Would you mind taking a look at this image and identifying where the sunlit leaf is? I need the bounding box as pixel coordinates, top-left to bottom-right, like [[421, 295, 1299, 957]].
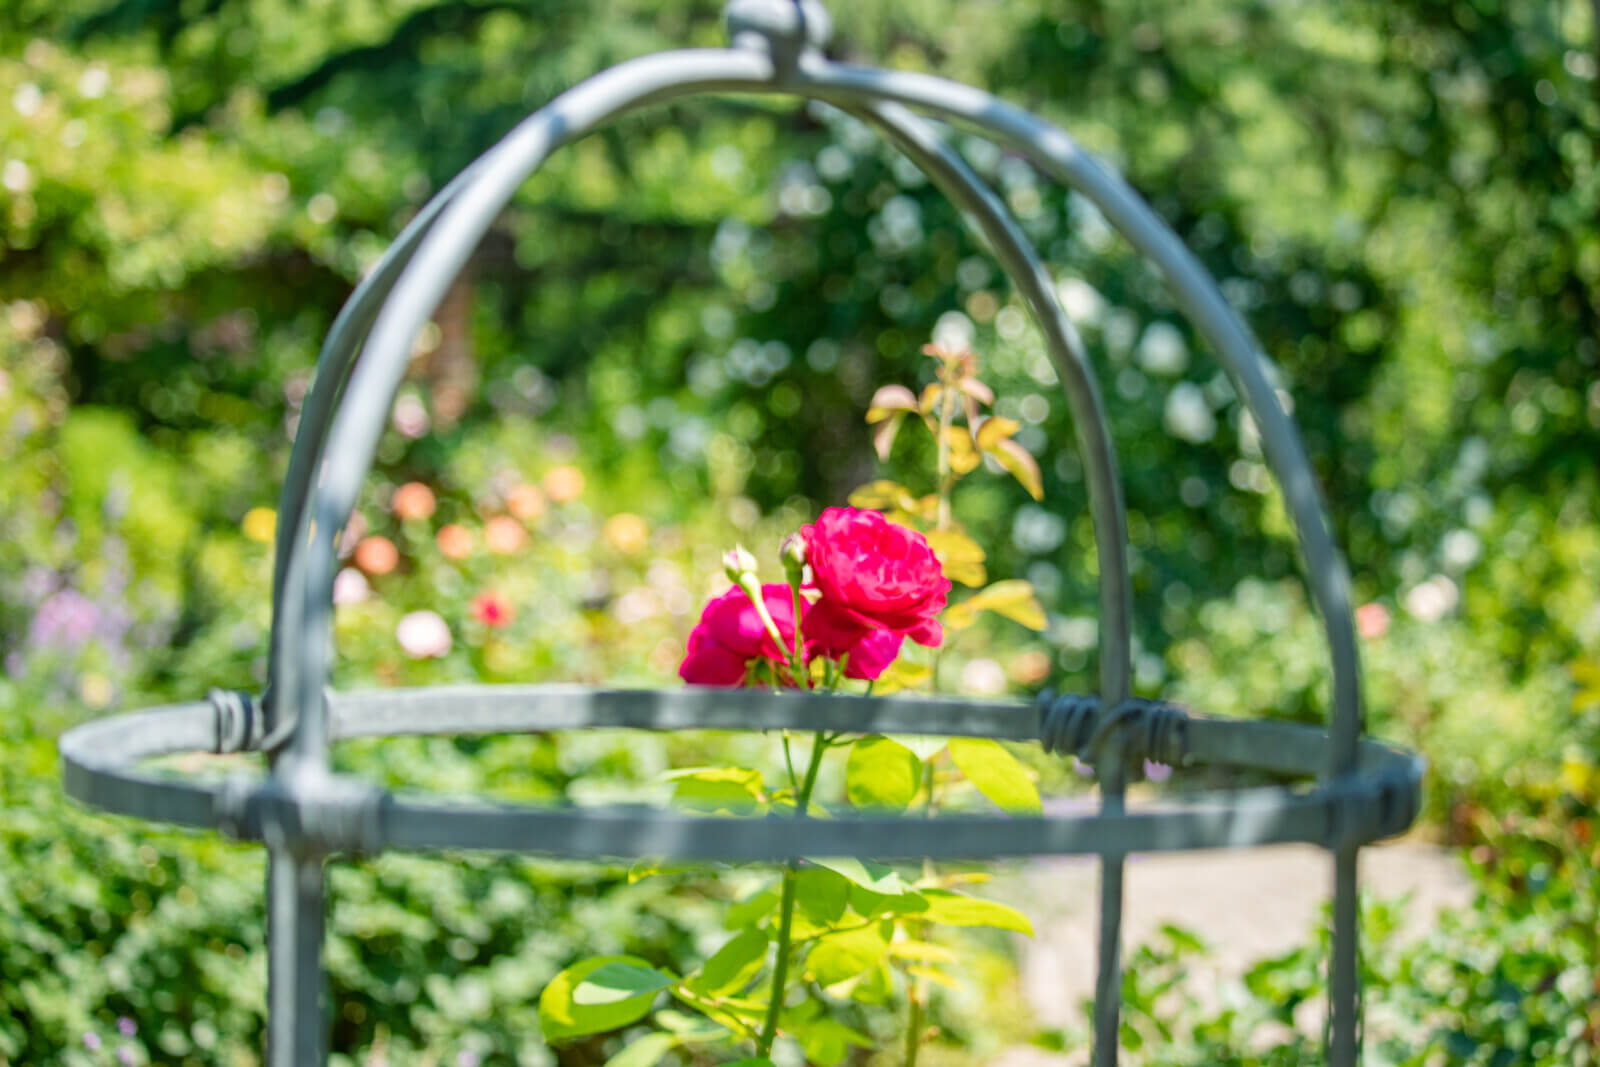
[[993, 437, 1044, 500], [845, 735, 922, 810], [919, 888, 1034, 934], [848, 479, 915, 511], [888, 940, 957, 963], [944, 579, 1047, 632], [920, 382, 944, 415], [808, 857, 910, 895], [975, 415, 1020, 451], [540, 955, 674, 1040], [872, 413, 907, 461], [724, 888, 780, 929], [924, 529, 986, 587], [945, 425, 981, 474], [602, 1032, 677, 1067], [958, 377, 995, 405], [866, 385, 919, 421], [691, 926, 770, 996], [806, 924, 891, 986], [870, 659, 932, 695], [794, 866, 851, 926], [663, 766, 764, 813], [947, 737, 1042, 815], [906, 964, 963, 990]]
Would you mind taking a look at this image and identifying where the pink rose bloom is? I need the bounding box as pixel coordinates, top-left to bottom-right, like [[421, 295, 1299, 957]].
[[801, 507, 950, 648], [679, 584, 800, 686], [396, 610, 451, 659], [802, 598, 903, 680]]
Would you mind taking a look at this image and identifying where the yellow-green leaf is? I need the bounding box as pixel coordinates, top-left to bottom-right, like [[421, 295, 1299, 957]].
[[946, 579, 1047, 632], [540, 955, 673, 1040], [806, 924, 891, 986], [663, 766, 765, 813], [808, 857, 910, 895], [993, 437, 1044, 500], [845, 735, 922, 810], [944, 425, 981, 474], [906, 964, 963, 990], [871, 658, 932, 695], [975, 415, 1020, 451], [848, 480, 915, 511], [603, 1032, 677, 1067], [887, 940, 957, 963], [924, 528, 986, 588], [691, 927, 770, 996], [919, 888, 1034, 935], [947, 737, 1042, 815]]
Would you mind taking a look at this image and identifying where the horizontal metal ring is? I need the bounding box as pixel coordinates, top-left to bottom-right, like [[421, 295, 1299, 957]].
[[58, 685, 1422, 861]]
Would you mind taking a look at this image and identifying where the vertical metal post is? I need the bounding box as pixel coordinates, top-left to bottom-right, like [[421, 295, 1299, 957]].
[[267, 841, 327, 1067], [1092, 752, 1128, 1067], [1328, 846, 1361, 1066]]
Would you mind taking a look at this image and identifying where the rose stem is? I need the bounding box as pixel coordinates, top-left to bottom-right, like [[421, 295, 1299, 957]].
[[905, 751, 939, 1067], [757, 732, 829, 1057]]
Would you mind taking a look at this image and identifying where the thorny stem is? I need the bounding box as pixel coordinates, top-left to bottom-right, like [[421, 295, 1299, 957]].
[[757, 734, 829, 1057]]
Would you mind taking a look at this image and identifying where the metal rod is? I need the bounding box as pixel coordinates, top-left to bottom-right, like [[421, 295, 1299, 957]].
[[266, 844, 326, 1067]]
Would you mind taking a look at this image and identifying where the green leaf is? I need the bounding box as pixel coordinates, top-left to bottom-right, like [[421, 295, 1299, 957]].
[[948, 737, 1042, 814], [806, 924, 891, 986], [602, 1032, 677, 1067], [574, 962, 677, 1005], [663, 766, 765, 813], [724, 888, 780, 929], [654, 1010, 729, 1043], [845, 735, 922, 811], [723, 1060, 778, 1067], [850, 885, 928, 920], [807, 857, 910, 895], [540, 955, 674, 1041], [919, 888, 1034, 935], [690, 927, 769, 996], [890, 734, 949, 761], [795, 867, 850, 926]]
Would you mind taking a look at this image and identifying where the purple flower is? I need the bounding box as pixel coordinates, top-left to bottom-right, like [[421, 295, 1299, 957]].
[[30, 589, 99, 649], [83, 1033, 102, 1051], [1072, 757, 1096, 778], [117, 1046, 135, 1066], [117, 1017, 136, 1038], [457, 1053, 481, 1067], [1143, 759, 1172, 784]]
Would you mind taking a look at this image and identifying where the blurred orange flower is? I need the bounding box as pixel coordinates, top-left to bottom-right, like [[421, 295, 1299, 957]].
[[391, 481, 436, 521], [436, 523, 473, 560], [603, 513, 650, 554], [353, 535, 400, 576], [484, 515, 527, 555], [543, 465, 585, 503], [507, 483, 547, 521]]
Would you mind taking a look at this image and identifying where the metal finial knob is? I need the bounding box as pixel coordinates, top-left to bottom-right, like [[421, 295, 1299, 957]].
[[725, 0, 831, 61]]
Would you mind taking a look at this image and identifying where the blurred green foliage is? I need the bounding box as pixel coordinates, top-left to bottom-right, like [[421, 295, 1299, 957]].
[[1, 0, 1598, 1062]]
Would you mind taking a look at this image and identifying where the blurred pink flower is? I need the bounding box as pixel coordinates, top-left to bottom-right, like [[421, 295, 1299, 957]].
[[396, 611, 451, 658], [332, 568, 370, 606], [1356, 602, 1390, 640], [472, 591, 514, 628], [436, 523, 473, 560], [484, 516, 527, 555]]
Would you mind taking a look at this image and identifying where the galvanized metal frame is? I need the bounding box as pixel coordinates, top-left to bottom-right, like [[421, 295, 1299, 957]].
[[58, 3, 1416, 1063]]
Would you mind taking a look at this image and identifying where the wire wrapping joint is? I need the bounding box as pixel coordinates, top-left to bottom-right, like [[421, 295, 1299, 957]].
[[1037, 690, 1190, 779], [209, 688, 263, 754]]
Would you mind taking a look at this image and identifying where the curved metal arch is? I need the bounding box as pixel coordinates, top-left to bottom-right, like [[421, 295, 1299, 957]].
[[268, 48, 1141, 763]]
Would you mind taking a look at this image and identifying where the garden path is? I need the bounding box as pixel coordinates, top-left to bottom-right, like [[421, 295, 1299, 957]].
[[989, 839, 1472, 1063]]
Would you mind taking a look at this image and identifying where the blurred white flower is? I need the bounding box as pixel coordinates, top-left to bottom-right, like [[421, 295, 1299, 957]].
[[1138, 321, 1189, 375], [332, 568, 370, 606], [1403, 575, 1459, 623], [960, 658, 1008, 697], [396, 610, 451, 658], [1163, 382, 1216, 443]]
